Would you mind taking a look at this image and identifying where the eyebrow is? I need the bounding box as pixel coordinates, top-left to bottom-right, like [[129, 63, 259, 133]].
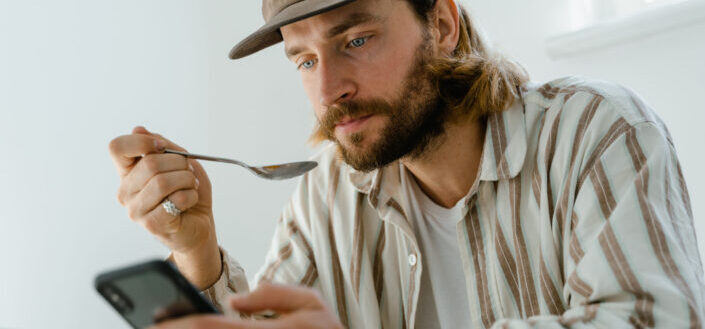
[[285, 12, 385, 59]]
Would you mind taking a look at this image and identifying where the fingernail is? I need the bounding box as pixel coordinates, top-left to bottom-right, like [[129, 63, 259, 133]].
[[189, 163, 195, 172], [154, 139, 166, 151], [195, 178, 200, 188]]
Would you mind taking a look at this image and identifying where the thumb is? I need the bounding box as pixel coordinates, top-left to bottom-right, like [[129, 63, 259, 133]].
[[132, 125, 151, 135], [131, 126, 188, 153], [229, 282, 320, 314]]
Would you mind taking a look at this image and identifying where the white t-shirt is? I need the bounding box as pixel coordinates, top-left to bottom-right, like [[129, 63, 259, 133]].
[[400, 168, 472, 328]]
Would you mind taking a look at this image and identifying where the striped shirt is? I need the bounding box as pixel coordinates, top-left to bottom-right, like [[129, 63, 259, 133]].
[[204, 76, 705, 328]]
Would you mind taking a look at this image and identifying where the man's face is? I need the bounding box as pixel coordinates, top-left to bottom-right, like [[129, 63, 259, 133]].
[[281, 0, 446, 171]]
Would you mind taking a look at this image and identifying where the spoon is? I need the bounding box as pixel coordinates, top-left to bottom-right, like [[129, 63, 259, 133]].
[[164, 149, 318, 180]]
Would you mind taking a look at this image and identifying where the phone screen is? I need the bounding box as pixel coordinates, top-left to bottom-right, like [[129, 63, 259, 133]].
[[96, 261, 218, 328]]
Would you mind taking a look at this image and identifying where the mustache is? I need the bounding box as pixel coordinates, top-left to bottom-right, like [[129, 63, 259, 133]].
[[318, 99, 395, 138]]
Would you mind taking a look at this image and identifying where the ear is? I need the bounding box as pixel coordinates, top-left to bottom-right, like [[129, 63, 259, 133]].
[[431, 0, 460, 56]]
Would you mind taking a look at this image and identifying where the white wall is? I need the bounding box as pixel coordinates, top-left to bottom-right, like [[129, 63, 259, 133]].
[[0, 1, 212, 328], [1, 0, 703, 328]]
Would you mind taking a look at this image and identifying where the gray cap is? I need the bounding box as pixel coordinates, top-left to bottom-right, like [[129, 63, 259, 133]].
[[229, 0, 357, 60]]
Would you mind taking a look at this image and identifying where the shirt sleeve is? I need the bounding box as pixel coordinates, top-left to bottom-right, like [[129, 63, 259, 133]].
[[199, 247, 250, 318], [493, 121, 704, 328], [251, 175, 319, 288]]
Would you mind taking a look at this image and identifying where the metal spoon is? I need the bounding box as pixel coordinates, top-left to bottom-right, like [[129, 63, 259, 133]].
[[164, 149, 317, 180]]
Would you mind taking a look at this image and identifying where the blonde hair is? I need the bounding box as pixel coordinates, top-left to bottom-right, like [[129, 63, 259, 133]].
[[426, 5, 529, 121]]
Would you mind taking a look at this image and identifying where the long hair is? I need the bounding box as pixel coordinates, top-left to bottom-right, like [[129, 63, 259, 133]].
[[411, 0, 529, 121]]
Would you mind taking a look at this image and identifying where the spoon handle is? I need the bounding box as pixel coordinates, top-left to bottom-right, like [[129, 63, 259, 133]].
[[163, 149, 248, 168]]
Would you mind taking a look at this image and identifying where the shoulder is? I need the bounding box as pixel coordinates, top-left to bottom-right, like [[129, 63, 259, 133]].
[[521, 76, 674, 175], [524, 76, 672, 145], [524, 76, 663, 128]]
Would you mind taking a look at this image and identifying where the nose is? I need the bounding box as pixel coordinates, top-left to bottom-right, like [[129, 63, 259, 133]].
[[317, 56, 357, 107]]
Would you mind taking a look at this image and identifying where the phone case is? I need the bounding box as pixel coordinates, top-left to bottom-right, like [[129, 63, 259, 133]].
[[95, 259, 219, 328]]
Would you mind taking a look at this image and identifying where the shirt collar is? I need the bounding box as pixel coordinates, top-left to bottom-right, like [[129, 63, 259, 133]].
[[479, 95, 528, 181], [349, 94, 528, 200]]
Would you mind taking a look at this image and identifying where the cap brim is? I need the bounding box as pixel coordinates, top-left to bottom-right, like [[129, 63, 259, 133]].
[[229, 0, 357, 60]]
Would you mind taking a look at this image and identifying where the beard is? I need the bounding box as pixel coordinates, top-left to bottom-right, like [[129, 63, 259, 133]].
[[310, 37, 451, 172]]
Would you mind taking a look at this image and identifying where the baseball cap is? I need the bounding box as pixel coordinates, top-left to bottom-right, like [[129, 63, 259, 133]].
[[229, 0, 357, 60]]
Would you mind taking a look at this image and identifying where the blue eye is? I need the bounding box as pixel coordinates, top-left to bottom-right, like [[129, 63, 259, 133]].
[[299, 59, 316, 70], [349, 37, 368, 48]]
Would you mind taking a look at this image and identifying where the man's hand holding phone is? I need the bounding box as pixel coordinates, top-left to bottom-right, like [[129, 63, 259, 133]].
[[108, 126, 221, 290], [107, 128, 343, 328], [150, 283, 343, 329]]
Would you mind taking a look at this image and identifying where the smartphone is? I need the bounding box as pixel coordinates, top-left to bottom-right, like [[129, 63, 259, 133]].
[[95, 259, 220, 328]]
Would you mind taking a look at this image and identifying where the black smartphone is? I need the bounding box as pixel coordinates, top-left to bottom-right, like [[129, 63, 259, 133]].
[[95, 259, 220, 328]]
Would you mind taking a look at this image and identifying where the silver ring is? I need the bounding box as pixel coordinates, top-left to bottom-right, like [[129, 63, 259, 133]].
[[162, 199, 182, 216]]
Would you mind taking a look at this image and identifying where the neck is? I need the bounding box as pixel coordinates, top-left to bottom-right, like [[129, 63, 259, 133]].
[[401, 117, 486, 208]]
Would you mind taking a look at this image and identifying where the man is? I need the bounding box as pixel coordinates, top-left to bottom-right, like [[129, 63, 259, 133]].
[[108, 0, 705, 328]]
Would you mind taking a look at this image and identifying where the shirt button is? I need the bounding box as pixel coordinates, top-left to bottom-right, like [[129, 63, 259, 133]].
[[408, 253, 417, 266]]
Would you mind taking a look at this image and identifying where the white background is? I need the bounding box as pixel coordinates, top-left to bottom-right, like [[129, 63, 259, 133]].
[[1, 0, 703, 328]]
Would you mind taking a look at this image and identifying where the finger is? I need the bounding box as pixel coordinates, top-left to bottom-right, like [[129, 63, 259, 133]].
[[137, 189, 197, 236], [152, 316, 293, 329], [149, 315, 246, 329], [129, 170, 197, 221], [129, 128, 205, 187], [138, 189, 199, 234], [145, 129, 188, 153], [130, 127, 202, 175], [164, 189, 199, 216], [133, 125, 150, 135], [196, 312, 336, 329], [229, 283, 321, 314], [249, 312, 337, 329], [120, 153, 191, 197], [108, 134, 168, 176]]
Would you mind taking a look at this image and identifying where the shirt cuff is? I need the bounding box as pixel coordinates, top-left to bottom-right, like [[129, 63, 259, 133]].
[[200, 247, 250, 318]]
